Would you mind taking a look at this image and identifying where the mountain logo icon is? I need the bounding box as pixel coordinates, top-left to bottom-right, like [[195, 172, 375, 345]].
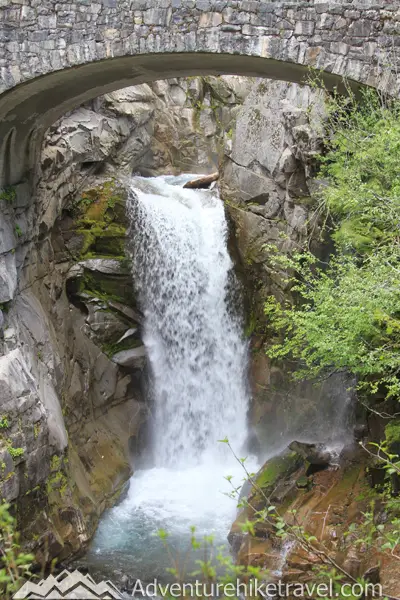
[[13, 569, 123, 599]]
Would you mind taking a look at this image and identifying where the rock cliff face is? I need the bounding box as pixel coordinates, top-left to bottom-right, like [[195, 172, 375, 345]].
[[0, 75, 246, 563], [221, 79, 354, 452]]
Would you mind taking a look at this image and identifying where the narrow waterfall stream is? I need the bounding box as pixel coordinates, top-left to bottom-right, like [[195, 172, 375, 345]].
[[85, 175, 255, 583]]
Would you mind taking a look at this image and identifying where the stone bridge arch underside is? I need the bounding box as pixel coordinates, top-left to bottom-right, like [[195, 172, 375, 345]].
[[0, 0, 399, 188]]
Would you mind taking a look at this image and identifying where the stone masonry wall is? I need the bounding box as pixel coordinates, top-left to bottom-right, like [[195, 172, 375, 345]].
[[1, 0, 399, 94], [1, 0, 398, 188]]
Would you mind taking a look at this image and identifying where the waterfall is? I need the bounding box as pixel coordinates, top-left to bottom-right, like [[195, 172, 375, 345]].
[[86, 175, 254, 583], [127, 175, 249, 468]]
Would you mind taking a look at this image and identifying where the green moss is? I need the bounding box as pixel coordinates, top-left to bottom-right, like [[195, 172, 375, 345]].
[[46, 455, 69, 500], [3, 471, 15, 482], [50, 455, 61, 471], [25, 485, 40, 496], [334, 465, 361, 495], [70, 180, 128, 260], [256, 451, 302, 492], [46, 471, 67, 498], [74, 180, 126, 221], [33, 423, 40, 439], [74, 223, 127, 259], [244, 312, 257, 338], [80, 269, 135, 305], [89, 226, 126, 257]]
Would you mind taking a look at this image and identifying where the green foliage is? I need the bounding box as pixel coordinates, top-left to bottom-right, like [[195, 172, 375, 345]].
[[265, 250, 400, 401], [368, 440, 400, 480], [385, 419, 400, 447], [0, 417, 9, 430], [0, 502, 34, 599], [264, 88, 400, 407], [318, 88, 400, 252], [158, 525, 266, 595], [0, 187, 16, 204], [14, 224, 22, 238], [8, 447, 24, 460], [345, 499, 400, 557]]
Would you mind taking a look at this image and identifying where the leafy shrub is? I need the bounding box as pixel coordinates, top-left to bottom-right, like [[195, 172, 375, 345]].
[[265, 88, 400, 406], [0, 503, 33, 599]]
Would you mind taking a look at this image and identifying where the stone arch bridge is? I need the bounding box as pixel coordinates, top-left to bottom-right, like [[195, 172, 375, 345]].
[[0, 0, 399, 188]]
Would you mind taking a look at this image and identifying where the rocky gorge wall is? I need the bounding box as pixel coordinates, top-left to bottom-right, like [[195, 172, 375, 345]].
[[0, 75, 247, 563], [221, 78, 355, 453], [220, 79, 400, 596]]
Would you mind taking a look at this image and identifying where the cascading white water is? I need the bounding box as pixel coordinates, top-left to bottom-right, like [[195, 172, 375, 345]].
[[86, 175, 254, 582], [128, 175, 249, 467]]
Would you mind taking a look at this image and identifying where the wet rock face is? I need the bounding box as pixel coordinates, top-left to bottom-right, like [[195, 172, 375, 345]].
[[288, 442, 333, 468], [221, 80, 326, 370]]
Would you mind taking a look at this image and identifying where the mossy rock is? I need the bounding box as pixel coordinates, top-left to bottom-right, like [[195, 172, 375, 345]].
[[255, 450, 303, 497], [76, 180, 128, 226], [71, 180, 129, 260], [74, 223, 127, 259], [91, 227, 126, 257], [80, 269, 135, 306], [102, 333, 142, 359], [296, 474, 311, 490]]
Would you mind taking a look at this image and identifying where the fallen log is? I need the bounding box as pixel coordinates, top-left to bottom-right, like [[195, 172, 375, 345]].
[[183, 172, 219, 189]]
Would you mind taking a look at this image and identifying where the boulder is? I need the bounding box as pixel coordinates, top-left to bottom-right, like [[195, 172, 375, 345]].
[[79, 258, 128, 276], [111, 346, 146, 369], [288, 441, 332, 467]]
